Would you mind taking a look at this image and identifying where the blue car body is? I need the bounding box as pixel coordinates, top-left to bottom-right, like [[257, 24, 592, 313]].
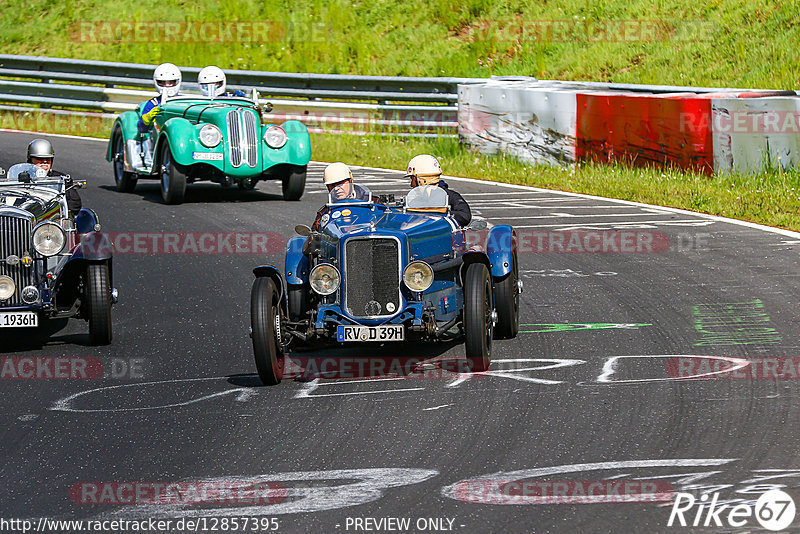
[[254, 188, 517, 344]]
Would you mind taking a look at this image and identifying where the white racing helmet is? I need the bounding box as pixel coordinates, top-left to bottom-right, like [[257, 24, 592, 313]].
[[405, 154, 442, 186], [323, 162, 353, 185], [153, 62, 182, 97], [198, 66, 226, 98]]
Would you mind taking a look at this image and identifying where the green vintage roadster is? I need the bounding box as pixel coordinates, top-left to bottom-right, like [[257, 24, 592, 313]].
[[106, 90, 310, 204]]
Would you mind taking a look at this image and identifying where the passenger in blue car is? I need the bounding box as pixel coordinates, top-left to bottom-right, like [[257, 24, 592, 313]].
[[405, 154, 471, 227], [197, 66, 246, 98]]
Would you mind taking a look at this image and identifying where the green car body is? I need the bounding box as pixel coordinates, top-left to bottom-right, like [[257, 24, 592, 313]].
[[106, 95, 311, 204]]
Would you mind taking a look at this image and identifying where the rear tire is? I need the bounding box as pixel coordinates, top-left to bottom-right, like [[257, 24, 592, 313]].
[[493, 250, 520, 339], [282, 165, 306, 201], [112, 130, 138, 193], [251, 277, 284, 385], [87, 263, 112, 346], [159, 142, 187, 205], [463, 262, 493, 372]]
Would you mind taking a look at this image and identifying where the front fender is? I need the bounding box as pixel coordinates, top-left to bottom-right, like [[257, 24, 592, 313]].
[[74, 208, 100, 235], [285, 236, 309, 285], [155, 117, 201, 168], [486, 225, 517, 278], [53, 254, 113, 308], [261, 120, 312, 170], [253, 265, 288, 317], [78, 232, 114, 261], [106, 111, 140, 162]]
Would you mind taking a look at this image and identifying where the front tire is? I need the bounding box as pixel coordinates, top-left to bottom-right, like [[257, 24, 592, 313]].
[[251, 277, 284, 385], [493, 250, 520, 339], [87, 263, 112, 346], [463, 262, 493, 372], [112, 130, 138, 193], [281, 165, 306, 201], [159, 142, 187, 205]]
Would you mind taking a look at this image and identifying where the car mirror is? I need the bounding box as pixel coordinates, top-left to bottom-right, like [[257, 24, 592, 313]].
[[295, 224, 312, 236], [0, 167, 5, 177], [466, 220, 488, 230], [18, 171, 31, 183]]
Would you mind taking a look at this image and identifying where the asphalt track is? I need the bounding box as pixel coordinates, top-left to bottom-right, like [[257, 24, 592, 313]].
[[1, 130, 800, 533]]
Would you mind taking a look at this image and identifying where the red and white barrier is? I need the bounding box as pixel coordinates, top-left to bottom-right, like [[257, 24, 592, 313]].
[[458, 80, 799, 174]]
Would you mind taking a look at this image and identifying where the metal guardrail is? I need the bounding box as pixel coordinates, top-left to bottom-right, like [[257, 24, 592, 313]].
[[1, 55, 794, 137], [0, 55, 487, 136]]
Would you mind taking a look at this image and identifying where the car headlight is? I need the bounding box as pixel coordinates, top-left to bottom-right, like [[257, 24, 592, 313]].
[[0, 276, 15, 300], [263, 125, 287, 149], [403, 261, 434, 292], [198, 124, 222, 148], [32, 222, 66, 257], [309, 263, 340, 296]]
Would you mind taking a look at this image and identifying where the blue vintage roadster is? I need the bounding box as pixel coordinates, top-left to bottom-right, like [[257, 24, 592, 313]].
[[249, 184, 520, 385]]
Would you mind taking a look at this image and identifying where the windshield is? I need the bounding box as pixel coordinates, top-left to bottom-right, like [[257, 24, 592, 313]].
[[4, 163, 48, 182], [405, 185, 449, 210], [327, 183, 372, 205]]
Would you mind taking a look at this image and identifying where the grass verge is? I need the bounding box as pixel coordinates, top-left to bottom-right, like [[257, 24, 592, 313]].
[[3, 110, 798, 232]]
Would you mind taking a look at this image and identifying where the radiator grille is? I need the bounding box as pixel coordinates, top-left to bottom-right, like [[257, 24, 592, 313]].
[[226, 109, 259, 168], [0, 215, 34, 307], [344, 238, 400, 318]]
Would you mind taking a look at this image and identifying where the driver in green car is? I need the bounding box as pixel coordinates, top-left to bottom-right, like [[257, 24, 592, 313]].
[[197, 66, 246, 98], [133, 63, 183, 169]]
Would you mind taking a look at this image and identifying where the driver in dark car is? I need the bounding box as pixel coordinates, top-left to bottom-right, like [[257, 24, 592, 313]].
[[27, 138, 82, 217]]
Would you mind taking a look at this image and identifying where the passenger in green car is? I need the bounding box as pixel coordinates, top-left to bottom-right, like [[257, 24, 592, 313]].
[[197, 66, 246, 98]]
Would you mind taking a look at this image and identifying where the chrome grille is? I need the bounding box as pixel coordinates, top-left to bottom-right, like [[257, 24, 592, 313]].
[[0, 215, 34, 307], [226, 109, 259, 168], [344, 238, 400, 318]]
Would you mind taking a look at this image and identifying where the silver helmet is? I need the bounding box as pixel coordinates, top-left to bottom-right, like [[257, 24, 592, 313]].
[[27, 138, 55, 162]]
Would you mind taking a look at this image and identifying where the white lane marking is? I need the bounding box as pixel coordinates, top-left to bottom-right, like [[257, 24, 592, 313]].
[[595, 355, 750, 384], [423, 404, 454, 411], [441, 459, 739, 504], [468, 204, 668, 209], [495, 212, 678, 220], [0, 128, 106, 142], [327, 161, 800, 239], [294, 377, 424, 399], [50, 377, 255, 413], [447, 359, 586, 388], [95, 468, 440, 518], [17, 414, 38, 421], [513, 219, 715, 229]]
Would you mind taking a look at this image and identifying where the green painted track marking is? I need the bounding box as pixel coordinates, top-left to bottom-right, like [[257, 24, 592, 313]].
[[520, 323, 652, 333]]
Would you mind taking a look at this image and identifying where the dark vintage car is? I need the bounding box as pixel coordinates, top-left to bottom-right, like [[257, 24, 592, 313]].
[[106, 89, 311, 204], [0, 164, 116, 344], [249, 184, 521, 385]]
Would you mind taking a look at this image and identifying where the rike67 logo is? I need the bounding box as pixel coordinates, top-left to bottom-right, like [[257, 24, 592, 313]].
[[668, 489, 796, 530]]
